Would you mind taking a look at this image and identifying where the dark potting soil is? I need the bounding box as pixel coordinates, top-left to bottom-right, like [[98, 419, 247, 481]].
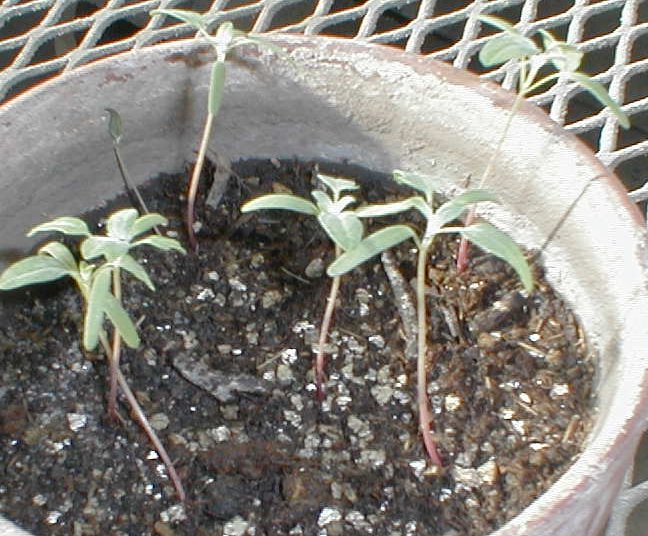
[[0, 159, 594, 536]]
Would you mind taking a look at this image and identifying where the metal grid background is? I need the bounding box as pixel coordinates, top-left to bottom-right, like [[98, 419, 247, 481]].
[[1, 1, 648, 535], [1, 0, 648, 201]]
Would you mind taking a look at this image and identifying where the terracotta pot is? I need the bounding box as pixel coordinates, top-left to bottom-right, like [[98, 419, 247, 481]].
[[1, 35, 647, 536]]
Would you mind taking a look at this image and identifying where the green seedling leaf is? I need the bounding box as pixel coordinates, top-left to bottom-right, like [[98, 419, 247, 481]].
[[311, 190, 334, 213], [393, 170, 441, 199], [105, 107, 122, 144], [0, 254, 71, 290], [318, 212, 364, 251], [231, 32, 289, 59], [39, 242, 77, 272], [538, 30, 582, 72], [83, 267, 111, 350], [436, 189, 498, 226], [107, 208, 139, 241], [81, 236, 130, 261], [130, 213, 168, 238], [327, 225, 419, 277], [132, 235, 186, 253], [478, 15, 540, 67], [459, 222, 533, 293], [103, 293, 140, 349], [209, 61, 226, 116], [78, 261, 95, 287], [564, 72, 630, 129], [28, 216, 90, 237], [355, 197, 433, 221], [213, 21, 234, 57], [331, 195, 357, 213], [242, 194, 319, 216], [478, 14, 520, 34], [318, 174, 359, 197], [479, 34, 540, 67], [150, 8, 207, 30], [115, 254, 155, 291]]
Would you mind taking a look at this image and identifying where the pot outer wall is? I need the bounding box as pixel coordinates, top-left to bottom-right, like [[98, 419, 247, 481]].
[[1, 36, 648, 536]]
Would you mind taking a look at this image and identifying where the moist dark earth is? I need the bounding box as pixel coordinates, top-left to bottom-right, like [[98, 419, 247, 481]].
[[0, 159, 594, 536]]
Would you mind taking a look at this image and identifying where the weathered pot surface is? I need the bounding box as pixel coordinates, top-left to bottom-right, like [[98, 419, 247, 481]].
[[1, 35, 647, 536]]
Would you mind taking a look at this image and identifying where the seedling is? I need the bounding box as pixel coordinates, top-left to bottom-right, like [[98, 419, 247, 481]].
[[150, 8, 284, 252], [0, 209, 187, 500], [105, 107, 156, 228], [327, 170, 533, 465], [242, 173, 364, 399], [455, 14, 630, 272]]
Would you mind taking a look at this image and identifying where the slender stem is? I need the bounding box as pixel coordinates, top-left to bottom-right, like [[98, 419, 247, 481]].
[[456, 90, 525, 273], [315, 245, 342, 401], [107, 269, 122, 420], [186, 112, 215, 252], [416, 242, 443, 466], [114, 366, 186, 503], [112, 145, 161, 235], [97, 285, 186, 502]]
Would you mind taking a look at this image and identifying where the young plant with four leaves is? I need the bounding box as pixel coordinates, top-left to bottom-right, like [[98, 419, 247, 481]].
[[326, 170, 534, 465], [0, 208, 187, 500], [455, 14, 630, 272], [150, 8, 284, 252], [241, 173, 364, 399]]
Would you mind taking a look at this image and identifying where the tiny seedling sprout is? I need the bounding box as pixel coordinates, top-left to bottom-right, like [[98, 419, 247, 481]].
[[150, 8, 285, 252], [455, 14, 630, 273], [327, 170, 533, 465], [0, 209, 187, 500], [242, 172, 364, 399]]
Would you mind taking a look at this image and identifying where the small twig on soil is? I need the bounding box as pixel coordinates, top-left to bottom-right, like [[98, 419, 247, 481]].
[[381, 250, 417, 360]]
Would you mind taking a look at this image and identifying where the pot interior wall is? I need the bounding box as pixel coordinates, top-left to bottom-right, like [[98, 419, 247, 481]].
[[1, 36, 647, 536]]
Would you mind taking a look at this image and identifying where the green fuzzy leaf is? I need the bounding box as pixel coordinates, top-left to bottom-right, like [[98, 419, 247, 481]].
[[241, 194, 319, 216], [317, 173, 359, 198], [538, 30, 583, 72], [209, 61, 226, 116], [459, 222, 533, 293], [311, 190, 334, 213], [331, 195, 357, 213], [232, 32, 288, 58], [28, 216, 90, 237], [131, 235, 186, 254], [107, 208, 139, 241], [115, 254, 154, 291], [436, 189, 499, 226], [83, 267, 111, 350], [38, 242, 78, 272], [479, 34, 540, 67], [478, 15, 540, 67], [355, 197, 432, 221], [81, 236, 130, 261], [103, 293, 140, 349], [130, 213, 168, 238], [318, 212, 364, 251], [105, 107, 122, 144], [392, 170, 441, 199], [0, 255, 71, 290], [478, 14, 520, 34], [564, 72, 630, 129], [327, 225, 418, 277], [150, 8, 207, 30]]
